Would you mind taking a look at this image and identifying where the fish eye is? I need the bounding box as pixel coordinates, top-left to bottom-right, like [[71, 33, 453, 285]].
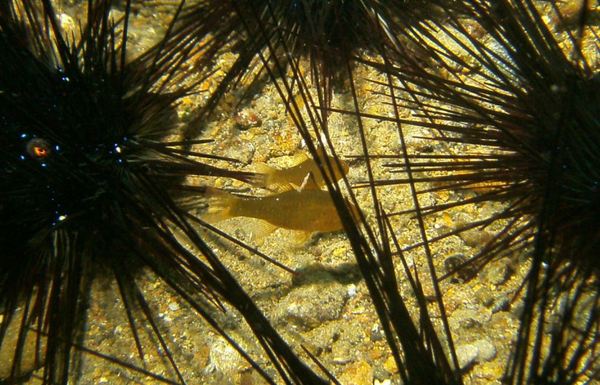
[[26, 138, 52, 160]]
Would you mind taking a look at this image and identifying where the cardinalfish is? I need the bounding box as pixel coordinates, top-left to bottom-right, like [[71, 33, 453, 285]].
[[204, 188, 349, 232], [251, 147, 349, 192], [203, 149, 356, 241]]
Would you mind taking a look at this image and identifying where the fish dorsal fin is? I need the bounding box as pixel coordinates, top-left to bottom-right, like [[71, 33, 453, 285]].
[[290, 151, 310, 165]]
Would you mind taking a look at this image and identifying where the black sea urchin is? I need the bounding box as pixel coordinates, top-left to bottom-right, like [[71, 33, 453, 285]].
[[0, 1, 329, 384], [353, 0, 599, 383], [167, 0, 450, 127], [0, 1, 210, 382]]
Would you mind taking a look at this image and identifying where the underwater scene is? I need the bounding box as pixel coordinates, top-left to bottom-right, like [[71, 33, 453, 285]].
[[1, 0, 599, 384]]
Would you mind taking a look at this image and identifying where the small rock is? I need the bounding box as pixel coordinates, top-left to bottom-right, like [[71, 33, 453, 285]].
[[475, 339, 497, 362], [492, 297, 510, 313], [460, 229, 493, 248], [275, 272, 347, 330], [474, 286, 494, 307], [472, 286, 509, 313], [370, 323, 384, 342], [456, 339, 497, 369], [456, 344, 479, 369], [330, 320, 369, 361], [234, 108, 262, 130], [206, 338, 247, 374], [511, 302, 525, 319], [444, 254, 476, 282], [383, 355, 398, 374], [303, 320, 342, 355], [215, 136, 256, 164], [444, 253, 465, 274], [339, 361, 373, 385], [482, 258, 514, 286], [375, 380, 392, 385], [347, 284, 358, 297], [449, 308, 491, 331]]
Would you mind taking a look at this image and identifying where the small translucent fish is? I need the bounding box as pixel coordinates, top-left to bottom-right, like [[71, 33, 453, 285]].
[[203, 186, 356, 238], [252, 148, 349, 192]]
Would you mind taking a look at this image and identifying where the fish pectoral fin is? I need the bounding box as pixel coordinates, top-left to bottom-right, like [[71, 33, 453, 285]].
[[291, 171, 320, 192], [285, 172, 313, 192], [290, 183, 303, 192], [248, 220, 278, 245], [289, 230, 314, 246], [297, 172, 312, 191]]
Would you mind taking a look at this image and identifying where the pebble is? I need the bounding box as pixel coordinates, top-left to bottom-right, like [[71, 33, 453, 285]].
[[449, 308, 491, 331], [492, 296, 510, 313], [370, 323, 385, 342], [234, 108, 262, 130], [460, 229, 494, 248], [511, 302, 525, 319], [347, 284, 358, 297], [383, 355, 398, 374], [217, 136, 256, 164], [205, 338, 247, 374], [444, 253, 465, 272], [59, 13, 76, 33], [474, 286, 495, 307], [302, 320, 342, 355], [330, 320, 369, 361], [444, 253, 476, 281], [274, 272, 348, 330], [482, 258, 514, 285], [338, 361, 373, 385], [473, 286, 510, 313], [456, 339, 497, 369], [456, 344, 478, 369]]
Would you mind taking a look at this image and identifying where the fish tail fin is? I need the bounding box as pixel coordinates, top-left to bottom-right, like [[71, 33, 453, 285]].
[[202, 187, 238, 223], [245, 171, 269, 188], [235, 171, 266, 187]]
